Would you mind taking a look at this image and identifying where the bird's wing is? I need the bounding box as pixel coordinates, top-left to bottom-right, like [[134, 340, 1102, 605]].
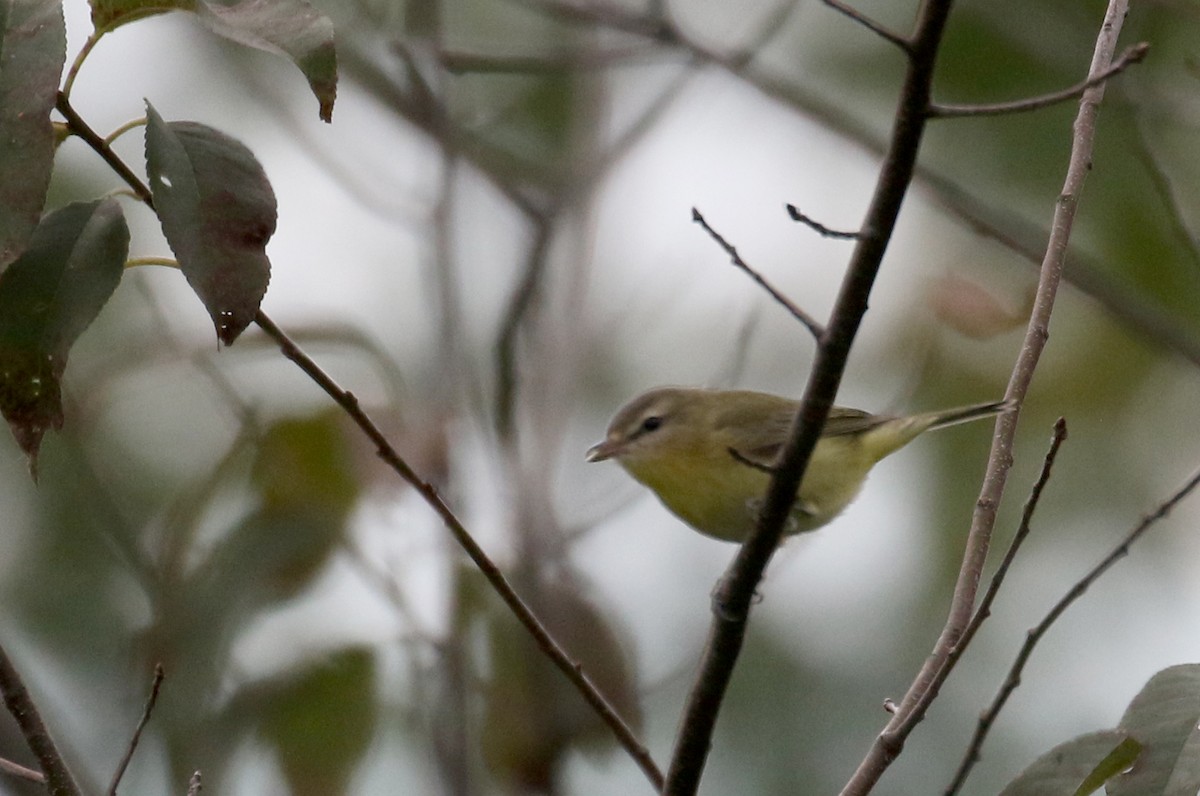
[[723, 405, 884, 470]]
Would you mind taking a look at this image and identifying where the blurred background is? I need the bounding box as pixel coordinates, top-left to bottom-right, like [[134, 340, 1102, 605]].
[[4, 0, 1200, 793]]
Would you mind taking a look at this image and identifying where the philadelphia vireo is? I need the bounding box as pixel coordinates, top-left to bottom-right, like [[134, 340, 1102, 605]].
[[586, 387, 1008, 543]]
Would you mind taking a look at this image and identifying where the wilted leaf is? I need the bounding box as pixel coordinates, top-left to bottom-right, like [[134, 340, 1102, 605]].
[[144, 102, 274, 345], [258, 648, 377, 796], [0, 0, 67, 271], [0, 199, 128, 474], [90, 0, 335, 121], [999, 730, 1140, 796], [1109, 663, 1200, 796], [926, 272, 1031, 339]]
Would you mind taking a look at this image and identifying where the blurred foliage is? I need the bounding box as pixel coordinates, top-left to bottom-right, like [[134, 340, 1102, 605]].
[[2, 0, 1200, 794]]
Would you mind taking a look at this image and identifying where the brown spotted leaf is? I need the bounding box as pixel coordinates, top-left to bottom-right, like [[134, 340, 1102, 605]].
[[144, 102, 274, 345], [0, 198, 128, 475]]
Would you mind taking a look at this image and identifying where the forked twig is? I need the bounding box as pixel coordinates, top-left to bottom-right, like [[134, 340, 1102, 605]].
[[945, 462, 1200, 795], [692, 208, 825, 340]]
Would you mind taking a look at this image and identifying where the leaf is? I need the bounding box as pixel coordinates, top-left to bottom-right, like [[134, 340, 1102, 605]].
[[0, 199, 129, 475], [144, 102, 275, 345], [0, 0, 67, 271], [194, 0, 336, 123], [90, 0, 336, 121], [258, 648, 377, 796], [1109, 663, 1200, 796], [998, 730, 1140, 796]]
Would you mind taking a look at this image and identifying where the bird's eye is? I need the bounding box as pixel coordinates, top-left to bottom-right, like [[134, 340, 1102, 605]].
[[640, 416, 663, 433]]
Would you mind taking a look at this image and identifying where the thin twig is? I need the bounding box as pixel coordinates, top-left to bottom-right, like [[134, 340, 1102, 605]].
[[786, 204, 862, 240], [885, 416, 1068, 760], [928, 42, 1148, 118], [665, 2, 955, 791], [56, 93, 154, 206], [841, 4, 1131, 793], [692, 208, 825, 340], [0, 644, 83, 796], [936, 417, 1067, 794], [108, 663, 166, 796], [186, 771, 202, 795], [0, 756, 45, 784], [820, 0, 911, 50], [946, 462, 1200, 796], [252, 311, 664, 790]]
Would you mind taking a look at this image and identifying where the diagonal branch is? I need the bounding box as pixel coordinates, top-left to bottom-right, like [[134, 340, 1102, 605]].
[[108, 663, 166, 795], [841, 2, 1133, 793], [928, 42, 1148, 118], [0, 643, 83, 796], [820, 0, 911, 51], [252, 312, 664, 789], [945, 461, 1200, 796], [692, 208, 825, 340], [664, 2, 956, 792]]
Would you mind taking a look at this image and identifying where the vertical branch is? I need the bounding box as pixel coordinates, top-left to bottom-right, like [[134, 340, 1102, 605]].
[[840, 2, 1131, 793], [664, 2, 957, 792], [0, 644, 83, 796]]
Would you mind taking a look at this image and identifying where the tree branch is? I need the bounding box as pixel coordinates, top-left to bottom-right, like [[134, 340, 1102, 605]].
[[840, 3, 1132, 793], [108, 663, 165, 795], [0, 756, 45, 784], [0, 643, 83, 796], [664, 2, 956, 791], [785, 204, 862, 240], [252, 312, 663, 790], [692, 208, 825, 340], [945, 461, 1200, 796], [928, 42, 1148, 118], [820, 0, 911, 51]]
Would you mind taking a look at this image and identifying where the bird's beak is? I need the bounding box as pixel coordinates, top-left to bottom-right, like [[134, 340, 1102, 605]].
[[585, 439, 621, 462]]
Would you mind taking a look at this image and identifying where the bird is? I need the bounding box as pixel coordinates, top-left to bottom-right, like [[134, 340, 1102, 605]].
[[586, 387, 1008, 543]]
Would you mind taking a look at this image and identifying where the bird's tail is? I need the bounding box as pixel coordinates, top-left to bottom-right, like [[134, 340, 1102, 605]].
[[919, 399, 1014, 433]]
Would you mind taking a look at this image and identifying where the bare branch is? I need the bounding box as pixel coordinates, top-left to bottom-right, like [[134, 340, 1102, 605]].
[[252, 311, 663, 790], [841, 3, 1133, 793], [0, 644, 83, 796], [665, 1, 957, 790], [186, 771, 202, 796], [928, 42, 1148, 119], [786, 204, 862, 240], [109, 663, 166, 795], [692, 208, 825, 340], [820, 0, 911, 51], [0, 756, 45, 784], [940, 417, 1068, 794], [946, 460, 1200, 796]]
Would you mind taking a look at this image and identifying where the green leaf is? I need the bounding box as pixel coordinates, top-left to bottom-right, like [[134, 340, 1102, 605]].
[[195, 0, 336, 123], [258, 648, 377, 796], [1109, 663, 1200, 796], [144, 102, 274, 345], [998, 730, 1140, 796], [0, 198, 128, 474], [0, 0, 67, 271], [91, 0, 336, 121]]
